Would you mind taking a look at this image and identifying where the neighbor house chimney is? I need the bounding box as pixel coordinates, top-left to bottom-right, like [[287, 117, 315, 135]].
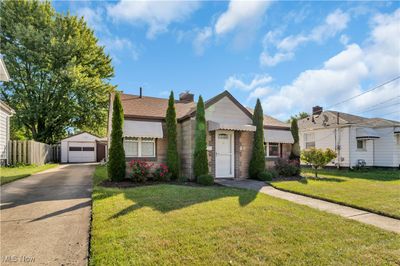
[[312, 106, 323, 115], [139, 87, 143, 98], [179, 91, 194, 102]]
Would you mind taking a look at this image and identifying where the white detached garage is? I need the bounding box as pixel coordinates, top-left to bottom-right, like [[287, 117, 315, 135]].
[[61, 132, 106, 163]]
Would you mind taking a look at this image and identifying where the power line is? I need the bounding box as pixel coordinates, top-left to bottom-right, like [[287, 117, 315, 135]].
[[326, 76, 400, 109], [361, 101, 400, 113], [359, 96, 400, 112]]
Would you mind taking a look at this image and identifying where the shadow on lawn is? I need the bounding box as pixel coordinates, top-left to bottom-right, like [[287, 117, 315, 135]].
[[93, 185, 259, 220], [305, 177, 346, 183]]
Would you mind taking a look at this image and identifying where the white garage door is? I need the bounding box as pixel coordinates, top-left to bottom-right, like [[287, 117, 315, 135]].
[[68, 142, 96, 163]]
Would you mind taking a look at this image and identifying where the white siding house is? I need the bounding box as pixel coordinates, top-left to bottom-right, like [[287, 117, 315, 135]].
[[0, 58, 14, 165], [298, 108, 400, 168]]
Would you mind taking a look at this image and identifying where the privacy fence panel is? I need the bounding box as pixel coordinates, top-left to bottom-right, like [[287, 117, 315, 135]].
[[8, 140, 60, 165]]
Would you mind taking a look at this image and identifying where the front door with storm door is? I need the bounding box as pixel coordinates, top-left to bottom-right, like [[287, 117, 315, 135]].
[[215, 130, 234, 178]]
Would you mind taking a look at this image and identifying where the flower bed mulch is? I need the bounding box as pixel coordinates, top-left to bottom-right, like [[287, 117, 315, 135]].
[[99, 179, 222, 189]]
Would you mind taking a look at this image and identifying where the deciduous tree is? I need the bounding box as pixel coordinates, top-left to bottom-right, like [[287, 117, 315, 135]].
[[0, 0, 114, 143], [301, 148, 336, 178]]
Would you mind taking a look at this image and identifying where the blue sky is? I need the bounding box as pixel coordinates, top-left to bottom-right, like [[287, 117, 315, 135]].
[[54, 1, 400, 121]]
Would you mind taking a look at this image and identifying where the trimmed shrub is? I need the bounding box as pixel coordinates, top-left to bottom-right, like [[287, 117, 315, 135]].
[[249, 99, 265, 178], [193, 96, 209, 178], [258, 170, 278, 181], [274, 159, 300, 177], [289, 118, 300, 160], [129, 160, 152, 182], [108, 93, 126, 181], [301, 148, 337, 178], [165, 91, 180, 180], [197, 174, 214, 186], [153, 163, 171, 181]]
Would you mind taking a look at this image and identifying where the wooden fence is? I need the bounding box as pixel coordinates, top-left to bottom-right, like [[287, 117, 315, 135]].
[[8, 140, 60, 165]]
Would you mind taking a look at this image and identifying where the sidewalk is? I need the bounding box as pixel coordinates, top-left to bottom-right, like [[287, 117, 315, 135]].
[[216, 179, 400, 234]]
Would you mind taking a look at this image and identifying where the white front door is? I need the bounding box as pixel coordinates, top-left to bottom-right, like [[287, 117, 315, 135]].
[[215, 130, 234, 178]]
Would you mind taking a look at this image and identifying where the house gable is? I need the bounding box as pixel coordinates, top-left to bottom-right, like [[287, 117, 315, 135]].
[[61, 132, 100, 142], [205, 93, 252, 125]]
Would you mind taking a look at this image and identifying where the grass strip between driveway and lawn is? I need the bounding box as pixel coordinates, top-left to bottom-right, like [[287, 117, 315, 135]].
[[271, 168, 400, 219], [0, 164, 58, 185], [90, 165, 400, 265]]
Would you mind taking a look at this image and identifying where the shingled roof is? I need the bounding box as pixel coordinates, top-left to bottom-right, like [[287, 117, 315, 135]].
[[246, 107, 290, 129], [120, 92, 289, 128], [121, 93, 195, 120], [298, 110, 400, 129]]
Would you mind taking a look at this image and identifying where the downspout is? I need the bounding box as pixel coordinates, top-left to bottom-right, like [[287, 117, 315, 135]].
[[336, 112, 340, 169], [348, 126, 352, 169]]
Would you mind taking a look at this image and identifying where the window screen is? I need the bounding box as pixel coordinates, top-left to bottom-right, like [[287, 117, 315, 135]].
[[69, 147, 82, 151], [83, 147, 95, 151], [141, 142, 155, 157]]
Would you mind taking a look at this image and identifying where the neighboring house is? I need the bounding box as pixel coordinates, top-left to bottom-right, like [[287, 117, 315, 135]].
[[108, 90, 293, 179], [298, 106, 400, 168], [61, 132, 107, 163], [0, 58, 14, 165]]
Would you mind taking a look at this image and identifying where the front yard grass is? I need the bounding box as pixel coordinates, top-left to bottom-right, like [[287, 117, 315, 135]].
[[0, 164, 58, 185], [90, 166, 400, 265], [271, 168, 400, 218]]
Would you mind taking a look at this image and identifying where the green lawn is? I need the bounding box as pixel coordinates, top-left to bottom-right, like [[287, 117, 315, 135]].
[[0, 164, 58, 185], [90, 166, 400, 265], [271, 168, 400, 218]]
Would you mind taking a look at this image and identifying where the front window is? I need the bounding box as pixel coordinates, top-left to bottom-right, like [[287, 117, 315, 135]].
[[124, 137, 155, 157], [304, 133, 315, 148], [266, 142, 280, 157], [357, 140, 366, 150]]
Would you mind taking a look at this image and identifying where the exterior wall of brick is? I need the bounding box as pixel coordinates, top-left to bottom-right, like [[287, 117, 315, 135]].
[[180, 118, 195, 180], [238, 131, 253, 179], [265, 143, 293, 169], [207, 131, 215, 178]]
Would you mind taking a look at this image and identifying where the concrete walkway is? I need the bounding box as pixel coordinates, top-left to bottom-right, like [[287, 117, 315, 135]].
[[216, 179, 400, 233], [1, 164, 95, 265]]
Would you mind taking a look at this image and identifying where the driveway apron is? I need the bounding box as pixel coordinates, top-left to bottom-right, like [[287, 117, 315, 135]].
[[1, 164, 95, 265]]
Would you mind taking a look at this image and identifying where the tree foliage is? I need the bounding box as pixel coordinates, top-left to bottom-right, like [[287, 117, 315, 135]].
[[0, 0, 114, 143], [287, 112, 309, 123], [108, 93, 126, 181], [290, 118, 300, 159], [301, 148, 337, 178], [193, 96, 208, 178], [249, 99, 265, 179], [165, 91, 180, 180]]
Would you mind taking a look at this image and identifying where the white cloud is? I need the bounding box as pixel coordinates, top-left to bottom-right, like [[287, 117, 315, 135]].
[[259, 51, 293, 67], [340, 34, 349, 45], [224, 74, 272, 92], [215, 0, 271, 35], [100, 37, 141, 61], [77, 7, 107, 33], [193, 27, 213, 55], [107, 0, 200, 39], [249, 9, 400, 120], [364, 9, 400, 80], [260, 9, 350, 67], [248, 87, 270, 101]]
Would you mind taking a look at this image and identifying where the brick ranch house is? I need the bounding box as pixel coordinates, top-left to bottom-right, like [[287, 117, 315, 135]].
[[107, 90, 294, 179]]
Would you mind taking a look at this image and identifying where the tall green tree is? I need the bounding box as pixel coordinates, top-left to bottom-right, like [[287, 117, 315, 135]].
[[287, 112, 309, 123], [290, 118, 300, 159], [0, 0, 114, 144], [193, 96, 208, 178], [165, 91, 180, 179], [108, 93, 126, 181], [249, 99, 265, 179]]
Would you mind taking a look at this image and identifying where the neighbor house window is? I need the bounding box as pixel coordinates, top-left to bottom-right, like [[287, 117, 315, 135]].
[[304, 133, 315, 148], [357, 140, 366, 150], [124, 137, 155, 157], [266, 142, 280, 157]]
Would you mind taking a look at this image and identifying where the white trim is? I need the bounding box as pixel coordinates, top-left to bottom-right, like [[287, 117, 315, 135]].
[[124, 137, 156, 158], [266, 142, 280, 158], [215, 130, 234, 178]]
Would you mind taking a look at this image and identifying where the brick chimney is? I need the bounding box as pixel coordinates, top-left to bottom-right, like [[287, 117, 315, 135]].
[[312, 106, 323, 115], [179, 92, 194, 102]]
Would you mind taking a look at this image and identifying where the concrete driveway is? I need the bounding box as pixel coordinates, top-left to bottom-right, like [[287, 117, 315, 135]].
[[1, 164, 95, 265]]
